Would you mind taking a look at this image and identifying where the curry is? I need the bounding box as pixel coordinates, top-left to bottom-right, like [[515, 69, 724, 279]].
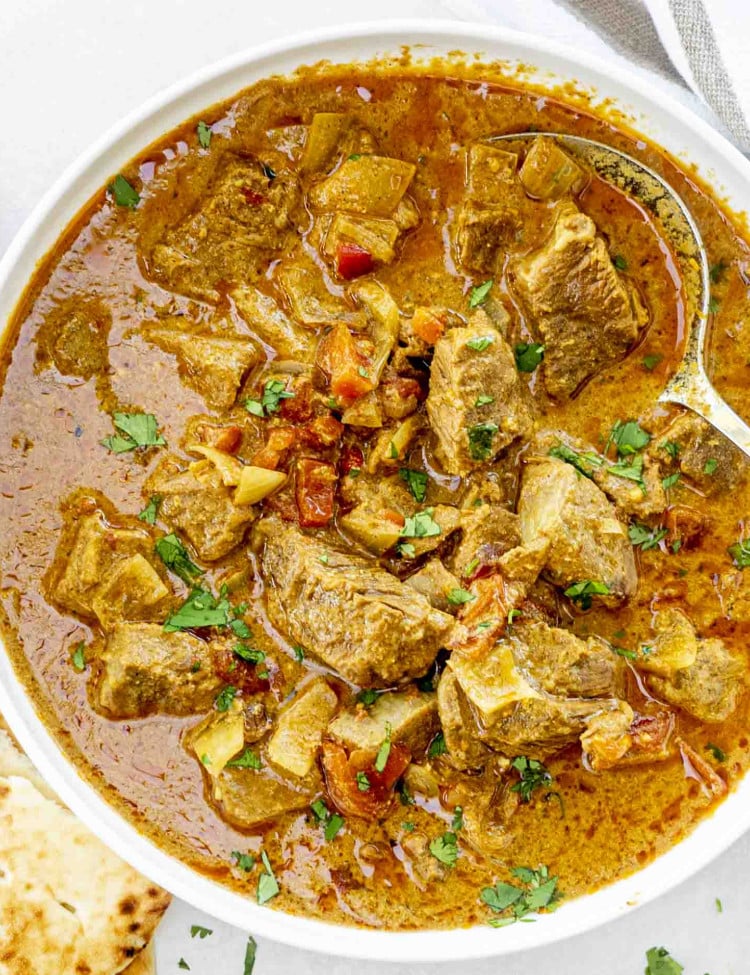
[[2, 59, 750, 932]]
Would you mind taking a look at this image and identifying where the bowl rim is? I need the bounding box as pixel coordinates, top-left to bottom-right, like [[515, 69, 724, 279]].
[[2, 17, 750, 962]]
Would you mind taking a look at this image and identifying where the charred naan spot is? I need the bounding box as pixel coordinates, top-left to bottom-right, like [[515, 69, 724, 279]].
[[118, 895, 137, 916]]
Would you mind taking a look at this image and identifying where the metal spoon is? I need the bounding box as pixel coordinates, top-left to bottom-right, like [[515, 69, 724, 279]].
[[491, 132, 750, 458]]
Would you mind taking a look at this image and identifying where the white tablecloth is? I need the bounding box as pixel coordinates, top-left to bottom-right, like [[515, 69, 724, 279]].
[[2, 1, 749, 971]]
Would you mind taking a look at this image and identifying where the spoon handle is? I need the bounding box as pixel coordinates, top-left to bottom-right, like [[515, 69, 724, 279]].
[[660, 379, 750, 459]]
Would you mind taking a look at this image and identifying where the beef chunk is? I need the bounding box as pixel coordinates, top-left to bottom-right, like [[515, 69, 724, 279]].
[[142, 324, 259, 411], [518, 458, 637, 601], [512, 201, 646, 399], [48, 504, 163, 619], [449, 504, 521, 577], [426, 314, 533, 475], [90, 554, 172, 630], [211, 766, 314, 830], [145, 455, 257, 561], [511, 620, 623, 699], [96, 623, 224, 717], [640, 608, 744, 722], [232, 286, 315, 361], [436, 668, 492, 770], [405, 560, 462, 613], [259, 519, 454, 687], [266, 678, 339, 778], [656, 412, 746, 496], [149, 154, 301, 301], [454, 145, 525, 272], [581, 703, 674, 771], [328, 689, 438, 757], [35, 298, 111, 381]]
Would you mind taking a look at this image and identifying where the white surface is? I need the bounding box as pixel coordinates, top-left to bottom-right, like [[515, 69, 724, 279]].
[[2, 2, 750, 972]]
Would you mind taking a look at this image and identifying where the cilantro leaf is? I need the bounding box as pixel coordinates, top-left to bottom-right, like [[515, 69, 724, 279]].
[[109, 174, 140, 209], [244, 936, 258, 975], [399, 467, 428, 503], [178, 960, 190, 970], [474, 394, 496, 407], [451, 805, 464, 832], [101, 412, 165, 453], [549, 442, 603, 479], [356, 688, 380, 707], [704, 458, 718, 475], [71, 642, 86, 672], [612, 254, 628, 271], [138, 494, 161, 525], [705, 742, 726, 762], [466, 335, 495, 352], [234, 644, 264, 664], [608, 419, 650, 457], [190, 924, 213, 939], [374, 722, 392, 773], [429, 830, 459, 867], [510, 756, 552, 802], [196, 120, 212, 148], [644, 947, 683, 975], [514, 342, 545, 373], [447, 587, 476, 606], [214, 685, 237, 712], [257, 851, 280, 905], [628, 522, 668, 551], [661, 440, 680, 460], [729, 538, 750, 568], [662, 472, 681, 490], [262, 379, 294, 414], [227, 747, 262, 769], [468, 279, 493, 308], [163, 587, 231, 632], [155, 533, 203, 585], [231, 850, 255, 871], [643, 354, 663, 371], [428, 731, 447, 758], [355, 771, 371, 791], [564, 579, 610, 610], [400, 508, 441, 539], [468, 422, 499, 461], [482, 865, 560, 925]]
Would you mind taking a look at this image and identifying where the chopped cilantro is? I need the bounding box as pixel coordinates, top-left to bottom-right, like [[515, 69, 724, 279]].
[[234, 643, 264, 665], [243, 936, 257, 975], [709, 296, 721, 314], [612, 254, 628, 270], [549, 442, 603, 479], [468, 279, 493, 308], [468, 422, 499, 461], [374, 722, 392, 773], [101, 412, 165, 453], [729, 538, 750, 568], [564, 579, 610, 610], [644, 947, 683, 975], [227, 747, 262, 769], [400, 508, 441, 539], [109, 174, 140, 209], [474, 394, 495, 407], [357, 365, 369, 378], [661, 440, 681, 460], [396, 540, 416, 558], [482, 865, 560, 925], [662, 472, 681, 490], [643, 354, 663, 371], [510, 756, 552, 802], [178, 960, 190, 970], [355, 771, 371, 791], [613, 645, 638, 660], [138, 495, 161, 524], [397, 779, 415, 806], [318, 552, 330, 565], [429, 830, 459, 867], [709, 260, 728, 284], [447, 587, 476, 606], [704, 458, 718, 475], [514, 342, 545, 373], [245, 399, 264, 417], [292, 644, 305, 662], [402, 821, 416, 832], [163, 587, 230, 632], [257, 851, 280, 905], [706, 742, 726, 762], [507, 608, 522, 626], [214, 685, 237, 712], [310, 799, 344, 840], [155, 533, 203, 585], [451, 806, 464, 832], [196, 120, 212, 148], [428, 731, 447, 758], [466, 335, 495, 352], [231, 850, 255, 871], [190, 924, 213, 939], [356, 688, 379, 707], [387, 441, 399, 459], [715, 896, 723, 912], [628, 522, 668, 551], [262, 379, 294, 414], [399, 467, 428, 503], [71, 641, 86, 672], [608, 419, 650, 457]]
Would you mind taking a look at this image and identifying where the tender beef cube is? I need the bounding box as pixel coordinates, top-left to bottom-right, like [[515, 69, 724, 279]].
[[454, 145, 524, 272], [328, 689, 438, 757], [96, 623, 224, 717], [426, 314, 533, 475], [449, 504, 521, 577], [406, 560, 462, 613], [232, 285, 314, 361], [455, 770, 519, 859], [211, 766, 314, 830], [496, 540, 549, 589], [436, 668, 492, 770], [36, 299, 111, 380], [266, 678, 339, 778], [145, 455, 257, 561], [90, 554, 172, 630], [640, 608, 744, 722], [511, 620, 623, 699], [48, 506, 160, 618], [512, 201, 646, 399], [259, 519, 455, 687], [481, 696, 606, 758], [656, 412, 746, 495], [149, 154, 301, 301], [518, 458, 637, 600], [518, 137, 586, 200], [142, 325, 259, 411], [581, 703, 674, 771]]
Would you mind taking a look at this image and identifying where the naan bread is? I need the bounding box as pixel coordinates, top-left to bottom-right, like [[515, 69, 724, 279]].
[[0, 725, 169, 975]]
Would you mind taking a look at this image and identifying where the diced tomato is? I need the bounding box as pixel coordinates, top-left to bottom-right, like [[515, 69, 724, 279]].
[[411, 307, 447, 345], [316, 324, 375, 402], [296, 458, 337, 528], [210, 425, 243, 454], [211, 644, 270, 695], [299, 415, 344, 450], [336, 242, 374, 280], [382, 508, 406, 528], [241, 187, 265, 205], [279, 380, 314, 423], [251, 426, 296, 470], [264, 484, 299, 522], [339, 444, 364, 475], [321, 740, 411, 818]]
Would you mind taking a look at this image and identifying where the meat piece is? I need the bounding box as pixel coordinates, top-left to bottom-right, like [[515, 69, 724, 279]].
[[511, 620, 623, 699], [656, 412, 746, 495], [640, 608, 745, 722], [96, 623, 224, 718], [212, 766, 313, 830], [426, 314, 533, 475], [259, 519, 455, 687], [405, 560, 462, 613], [149, 154, 301, 301], [47, 504, 161, 619], [436, 668, 492, 770], [328, 689, 438, 757], [232, 286, 314, 361], [142, 325, 259, 411], [512, 201, 646, 399], [518, 458, 637, 601], [581, 704, 674, 771], [145, 456, 257, 561], [449, 504, 521, 577], [455, 770, 519, 858], [90, 554, 172, 631], [35, 298, 111, 381], [266, 678, 339, 778]]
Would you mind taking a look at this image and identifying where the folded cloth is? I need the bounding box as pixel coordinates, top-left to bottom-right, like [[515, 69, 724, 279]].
[[443, 0, 750, 152]]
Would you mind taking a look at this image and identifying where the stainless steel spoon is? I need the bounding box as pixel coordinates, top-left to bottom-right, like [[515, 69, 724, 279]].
[[491, 132, 750, 458]]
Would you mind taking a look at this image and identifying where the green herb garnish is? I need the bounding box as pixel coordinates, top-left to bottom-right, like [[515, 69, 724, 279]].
[[447, 588, 476, 606], [163, 587, 230, 632], [257, 851, 280, 905], [510, 756, 552, 802], [355, 771, 371, 791], [466, 335, 495, 352], [399, 467, 428, 503], [101, 412, 166, 453], [468, 422, 499, 461], [468, 279, 493, 308], [71, 642, 86, 672], [196, 121, 212, 148], [400, 508, 441, 539], [429, 831, 459, 867], [564, 579, 611, 610], [190, 925, 213, 939], [428, 732, 447, 758], [109, 174, 140, 209], [138, 495, 161, 524], [227, 748, 262, 769], [628, 522, 668, 551], [481, 865, 560, 926], [514, 342, 545, 373], [644, 947, 683, 975], [155, 533, 203, 585]]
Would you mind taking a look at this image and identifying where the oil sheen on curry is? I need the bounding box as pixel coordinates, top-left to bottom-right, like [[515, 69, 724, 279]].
[[2, 60, 750, 931]]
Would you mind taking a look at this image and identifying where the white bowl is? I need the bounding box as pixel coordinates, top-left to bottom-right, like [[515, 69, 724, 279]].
[[1, 19, 749, 963]]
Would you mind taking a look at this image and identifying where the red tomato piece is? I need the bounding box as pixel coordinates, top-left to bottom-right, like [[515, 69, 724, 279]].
[[336, 242, 374, 280], [316, 324, 375, 402], [296, 458, 337, 528]]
